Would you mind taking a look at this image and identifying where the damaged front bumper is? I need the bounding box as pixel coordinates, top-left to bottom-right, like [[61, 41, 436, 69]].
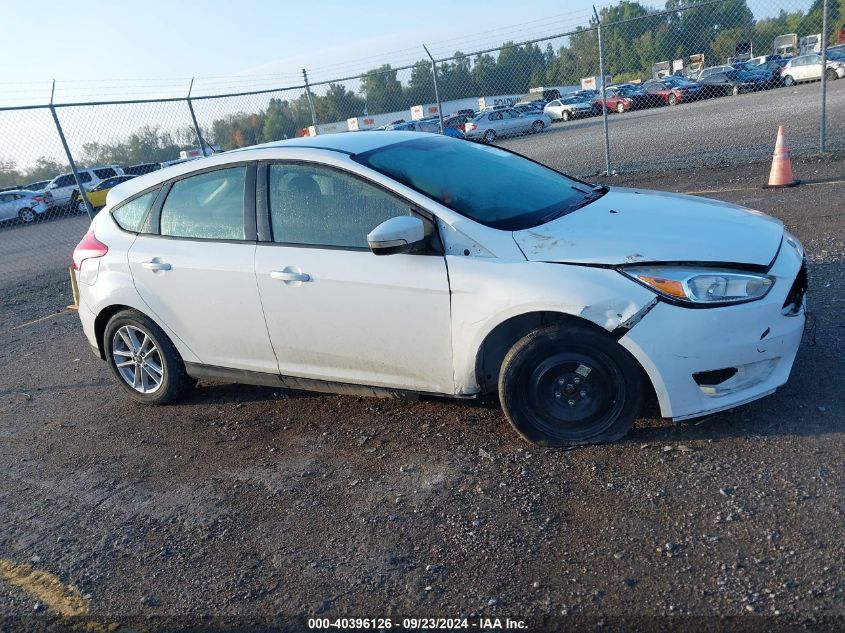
[[618, 237, 806, 421]]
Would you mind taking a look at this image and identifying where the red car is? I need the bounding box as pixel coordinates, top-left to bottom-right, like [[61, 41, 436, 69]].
[[590, 88, 634, 113], [443, 114, 472, 133], [642, 78, 703, 105]]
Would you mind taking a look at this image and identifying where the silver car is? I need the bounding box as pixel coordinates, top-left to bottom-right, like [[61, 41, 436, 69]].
[[464, 108, 551, 142], [544, 97, 594, 121], [0, 189, 52, 223]]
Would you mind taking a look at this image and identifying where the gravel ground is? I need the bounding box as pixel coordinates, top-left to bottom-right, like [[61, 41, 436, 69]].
[[501, 78, 845, 178], [0, 155, 843, 632]]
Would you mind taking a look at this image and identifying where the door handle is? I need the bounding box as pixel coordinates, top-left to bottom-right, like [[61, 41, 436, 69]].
[[141, 260, 171, 271], [270, 270, 311, 282]]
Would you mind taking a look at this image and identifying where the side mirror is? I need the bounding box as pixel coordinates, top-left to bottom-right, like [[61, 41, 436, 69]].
[[367, 216, 426, 256]]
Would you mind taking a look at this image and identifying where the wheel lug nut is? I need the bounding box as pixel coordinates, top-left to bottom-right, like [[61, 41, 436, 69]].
[[573, 377, 580, 384], [567, 399, 575, 406], [580, 390, 587, 397], [557, 378, 565, 385], [554, 391, 561, 398]]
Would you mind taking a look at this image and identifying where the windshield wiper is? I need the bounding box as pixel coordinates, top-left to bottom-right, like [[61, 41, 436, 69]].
[[538, 185, 609, 224]]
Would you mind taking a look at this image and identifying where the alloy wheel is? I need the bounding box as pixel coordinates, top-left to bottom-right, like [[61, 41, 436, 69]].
[[111, 325, 164, 394]]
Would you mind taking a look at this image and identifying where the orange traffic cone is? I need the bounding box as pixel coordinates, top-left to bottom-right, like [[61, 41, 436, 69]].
[[765, 125, 799, 188]]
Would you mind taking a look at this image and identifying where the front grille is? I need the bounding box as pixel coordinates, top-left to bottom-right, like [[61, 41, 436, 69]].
[[783, 259, 807, 314]]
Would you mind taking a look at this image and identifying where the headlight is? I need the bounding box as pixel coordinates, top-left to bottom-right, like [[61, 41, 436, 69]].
[[621, 266, 774, 305]]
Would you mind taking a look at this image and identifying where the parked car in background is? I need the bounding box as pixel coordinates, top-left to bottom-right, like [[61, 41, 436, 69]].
[[74, 132, 807, 447], [45, 165, 125, 208], [385, 120, 441, 133], [781, 53, 845, 85], [592, 86, 634, 114], [452, 108, 476, 117], [544, 96, 594, 121], [23, 180, 51, 192], [464, 108, 550, 142], [696, 65, 736, 82], [697, 70, 756, 97], [123, 163, 162, 177], [0, 189, 52, 223], [735, 58, 788, 87], [513, 102, 544, 115], [642, 77, 702, 105], [442, 114, 473, 134], [72, 175, 137, 213]]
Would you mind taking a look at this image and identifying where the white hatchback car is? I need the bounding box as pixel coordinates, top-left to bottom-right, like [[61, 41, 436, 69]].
[[73, 132, 807, 446]]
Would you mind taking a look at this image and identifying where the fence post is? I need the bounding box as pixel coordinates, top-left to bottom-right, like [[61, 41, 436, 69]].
[[186, 78, 209, 156], [594, 6, 611, 176], [303, 69, 319, 136], [49, 81, 95, 220], [820, 0, 829, 152], [423, 45, 445, 134]]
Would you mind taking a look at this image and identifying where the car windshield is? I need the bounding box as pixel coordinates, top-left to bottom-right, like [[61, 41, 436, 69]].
[[353, 136, 603, 231]]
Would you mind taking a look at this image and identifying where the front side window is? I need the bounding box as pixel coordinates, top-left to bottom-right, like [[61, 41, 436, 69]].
[[160, 167, 246, 240], [78, 172, 92, 183], [112, 189, 158, 233], [54, 175, 74, 188], [268, 163, 410, 248], [355, 135, 598, 231]]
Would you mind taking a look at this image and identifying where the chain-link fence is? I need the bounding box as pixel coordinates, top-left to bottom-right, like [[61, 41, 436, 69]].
[[0, 0, 842, 292]]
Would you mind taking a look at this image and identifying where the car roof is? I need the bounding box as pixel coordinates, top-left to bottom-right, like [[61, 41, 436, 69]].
[[229, 130, 420, 157], [105, 131, 434, 207]]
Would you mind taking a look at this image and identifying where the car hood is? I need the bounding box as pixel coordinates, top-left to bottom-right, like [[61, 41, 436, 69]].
[[512, 187, 783, 267]]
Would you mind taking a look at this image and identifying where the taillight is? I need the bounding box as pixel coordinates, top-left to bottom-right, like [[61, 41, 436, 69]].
[[466, 123, 476, 131], [72, 231, 108, 270], [33, 195, 43, 203]]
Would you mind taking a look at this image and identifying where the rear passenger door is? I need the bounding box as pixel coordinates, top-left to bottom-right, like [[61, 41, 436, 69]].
[[253, 161, 454, 393], [126, 164, 278, 373]]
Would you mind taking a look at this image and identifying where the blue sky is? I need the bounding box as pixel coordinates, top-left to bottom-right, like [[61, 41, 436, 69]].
[[2, 0, 799, 103]]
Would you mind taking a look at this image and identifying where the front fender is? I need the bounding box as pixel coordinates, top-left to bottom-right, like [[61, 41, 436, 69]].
[[446, 256, 655, 394]]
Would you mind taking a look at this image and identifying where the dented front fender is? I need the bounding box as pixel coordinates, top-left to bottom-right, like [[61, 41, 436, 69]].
[[446, 256, 655, 394]]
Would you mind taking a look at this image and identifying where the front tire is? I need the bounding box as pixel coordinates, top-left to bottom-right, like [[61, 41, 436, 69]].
[[531, 120, 544, 133], [104, 309, 196, 405], [667, 93, 677, 106], [562, 110, 571, 122], [825, 68, 837, 81], [76, 199, 88, 214], [498, 323, 643, 446], [616, 102, 625, 113]]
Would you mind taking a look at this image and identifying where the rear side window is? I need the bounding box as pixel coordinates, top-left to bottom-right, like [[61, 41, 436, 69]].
[[78, 172, 92, 183], [112, 189, 158, 232], [93, 168, 117, 179], [160, 167, 246, 240], [54, 175, 75, 187]]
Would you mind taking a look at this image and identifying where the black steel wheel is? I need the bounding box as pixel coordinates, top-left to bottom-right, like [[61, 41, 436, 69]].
[[499, 323, 643, 446]]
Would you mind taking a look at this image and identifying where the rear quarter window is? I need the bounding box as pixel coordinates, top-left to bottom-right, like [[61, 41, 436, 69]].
[[111, 189, 158, 233]]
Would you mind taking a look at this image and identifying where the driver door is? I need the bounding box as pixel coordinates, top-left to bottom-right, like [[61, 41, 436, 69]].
[[253, 162, 455, 394]]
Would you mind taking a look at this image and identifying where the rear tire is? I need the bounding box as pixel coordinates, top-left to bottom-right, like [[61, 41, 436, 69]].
[[499, 323, 643, 446], [483, 129, 496, 144], [783, 75, 795, 87], [825, 68, 837, 81], [562, 110, 571, 121], [104, 309, 196, 405], [18, 208, 35, 223], [531, 120, 544, 133], [667, 93, 677, 106], [616, 102, 625, 113]]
